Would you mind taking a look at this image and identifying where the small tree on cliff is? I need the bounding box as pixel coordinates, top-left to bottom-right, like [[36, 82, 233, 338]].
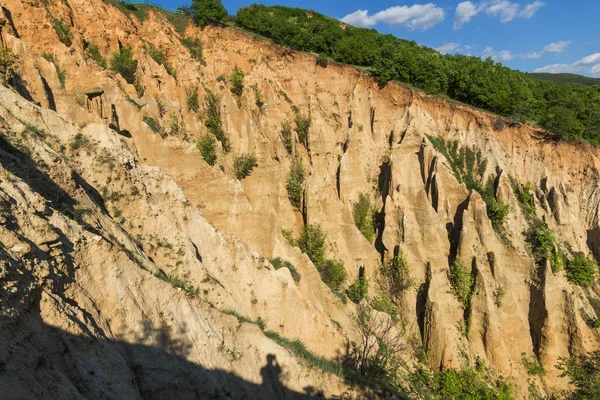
[[190, 0, 228, 28]]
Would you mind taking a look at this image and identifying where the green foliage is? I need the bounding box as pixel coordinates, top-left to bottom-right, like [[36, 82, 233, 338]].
[[0, 45, 18, 85], [143, 116, 161, 134], [270, 257, 301, 283], [449, 259, 474, 307], [550, 246, 567, 273], [70, 133, 90, 150], [411, 366, 514, 400], [566, 254, 598, 287], [186, 86, 200, 112], [531, 73, 600, 88], [110, 45, 138, 85], [147, 43, 176, 77], [52, 19, 73, 47], [316, 54, 328, 68], [370, 294, 398, 321], [280, 120, 293, 154], [294, 115, 311, 146], [381, 252, 413, 301], [228, 66, 244, 96], [298, 223, 326, 267], [488, 201, 511, 228], [558, 351, 600, 400], [154, 269, 199, 296], [197, 134, 217, 166], [190, 0, 228, 28], [85, 43, 107, 68], [522, 355, 545, 376], [318, 259, 347, 291], [251, 83, 264, 111], [55, 63, 67, 88], [281, 229, 295, 246], [509, 178, 535, 216], [286, 160, 305, 208], [236, 4, 600, 144], [204, 89, 230, 151], [180, 37, 205, 64], [352, 192, 377, 241], [233, 153, 258, 180], [525, 221, 555, 263], [347, 268, 368, 303], [493, 286, 505, 308]]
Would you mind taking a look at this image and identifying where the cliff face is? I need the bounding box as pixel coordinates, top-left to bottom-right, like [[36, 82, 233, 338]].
[[1, 0, 600, 398]]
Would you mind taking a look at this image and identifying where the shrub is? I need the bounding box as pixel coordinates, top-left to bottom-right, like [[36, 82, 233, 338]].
[[229, 66, 244, 96], [525, 221, 555, 262], [0, 45, 18, 85], [487, 201, 511, 228], [204, 89, 230, 151], [55, 63, 67, 88], [353, 192, 377, 241], [566, 254, 598, 287], [110, 45, 138, 85], [371, 294, 398, 321], [270, 257, 301, 283], [286, 160, 305, 208], [493, 286, 505, 308], [233, 153, 258, 180], [449, 259, 474, 307], [186, 86, 199, 112], [251, 83, 264, 111], [522, 355, 545, 376], [294, 115, 311, 146], [180, 37, 205, 64], [70, 133, 90, 150], [52, 19, 73, 47], [316, 54, 328, 68], [318, 259, 347, 291], [280, 120, 293, 154], [147, 43, 176, 77], [190, 0, 228, 28], [85, 43, 107, 68], [297, 223, 326, 267], [558, 351, 600, 399], [381, 252, 413, 300], [143, 116, 161, 134], [550, 247, 566, 273], [347, 267, 368, 303], [281, 229, 295, 246], [197, 134, 217, 165]]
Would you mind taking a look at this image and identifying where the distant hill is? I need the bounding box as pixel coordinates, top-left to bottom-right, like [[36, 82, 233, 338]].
[[530, 73, 600, 87]]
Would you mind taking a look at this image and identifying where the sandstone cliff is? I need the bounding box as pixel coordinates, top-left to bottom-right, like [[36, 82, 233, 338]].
[[1, 0, 600, 398]]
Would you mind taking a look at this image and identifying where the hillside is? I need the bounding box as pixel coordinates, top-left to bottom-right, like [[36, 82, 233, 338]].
[[530, 72, 600, 87], [0, 0, 600, 399]]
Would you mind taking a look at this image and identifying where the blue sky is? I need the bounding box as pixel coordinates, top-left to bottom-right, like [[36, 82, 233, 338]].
[[153, 0, 600, 76]]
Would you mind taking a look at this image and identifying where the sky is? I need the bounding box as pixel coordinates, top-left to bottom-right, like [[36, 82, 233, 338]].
[[153, 0, 600, 76]]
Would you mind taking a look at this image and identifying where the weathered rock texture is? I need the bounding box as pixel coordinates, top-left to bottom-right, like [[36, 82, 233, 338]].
[[1, 0, 600, 398]]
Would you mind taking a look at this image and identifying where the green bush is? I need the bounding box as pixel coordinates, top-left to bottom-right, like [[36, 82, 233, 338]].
[[229, 66, 244, 97], [197, 134, 217, 165], [53, 19, 73, 47], [143, 116, 161, 134], [316, 54, 328, 68], [381, 252, 413, 300], [522, 355, 545, 376], [318, 259, 347, 291], [525, 221, 555, 262], [371, 294, 398, 321], [353, 192, 377, 241], [270, 257, 301, 283], [55, 64, 67, 88], [85, 43, 107, 68], [493, 286, 505, 308], [204, 89, 230, 151], [449, 259, 474, 307], [297, 223, 326, 267], [147, 43, 176, 77], [190, 0, 228, 28], [487, 201, 511, 228], [286, 160, 305, 208], [566, 254, 598, 287], [550, 246, 566, 273], [347, 267, 368, 303], [233, 153, 258, 180], [280, 120, 293, 154], [110, 45, 138, 85], [180, 37, 205, 64], [186, 86, 199, 112], [294, 115, 311, 146], [558, 351, 600, 399]]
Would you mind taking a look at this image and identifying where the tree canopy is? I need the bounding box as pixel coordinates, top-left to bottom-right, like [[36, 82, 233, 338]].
[[235, 5, 600, 144], [190, 0, 228, 28]]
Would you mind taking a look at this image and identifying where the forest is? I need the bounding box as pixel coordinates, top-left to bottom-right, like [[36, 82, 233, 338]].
[[235, 5, 600, 144]]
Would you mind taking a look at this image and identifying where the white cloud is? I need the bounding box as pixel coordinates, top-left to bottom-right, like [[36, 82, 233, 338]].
[[574, 53, 600, 66], [486, 1, 519, 22], [481, 46, 513, 61], [523, 41, 570, 59], [453, 0, 545, 28], [533, 64, 579, 73], [341, 3, 445, 30], [340, 10, 377, 27], [454, 1, 479, 29], [518, 1, 545, 19], [436, 43, 461, 54], [591, 64, 600, 74]]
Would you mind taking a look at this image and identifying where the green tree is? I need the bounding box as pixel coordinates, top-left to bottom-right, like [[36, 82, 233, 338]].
[[449, 259, 474, 307], [233, 153, 258, 180], [297, 223, 326, 267], [197, 134, 217, 166], [347, 266, 368, 303], [558, 351, 600, 399], [353, 193, 377, 241], [381, 252, 413, 301], [318, 259, 347, 291], [110, 45, 138, 85], [566, 254, 598, 287], [190, 0, 228, 28], [286, 160, 305, 208]]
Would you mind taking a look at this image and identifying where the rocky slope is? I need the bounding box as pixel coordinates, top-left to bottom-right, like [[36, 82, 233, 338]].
[[1, 0, 600, 398]]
